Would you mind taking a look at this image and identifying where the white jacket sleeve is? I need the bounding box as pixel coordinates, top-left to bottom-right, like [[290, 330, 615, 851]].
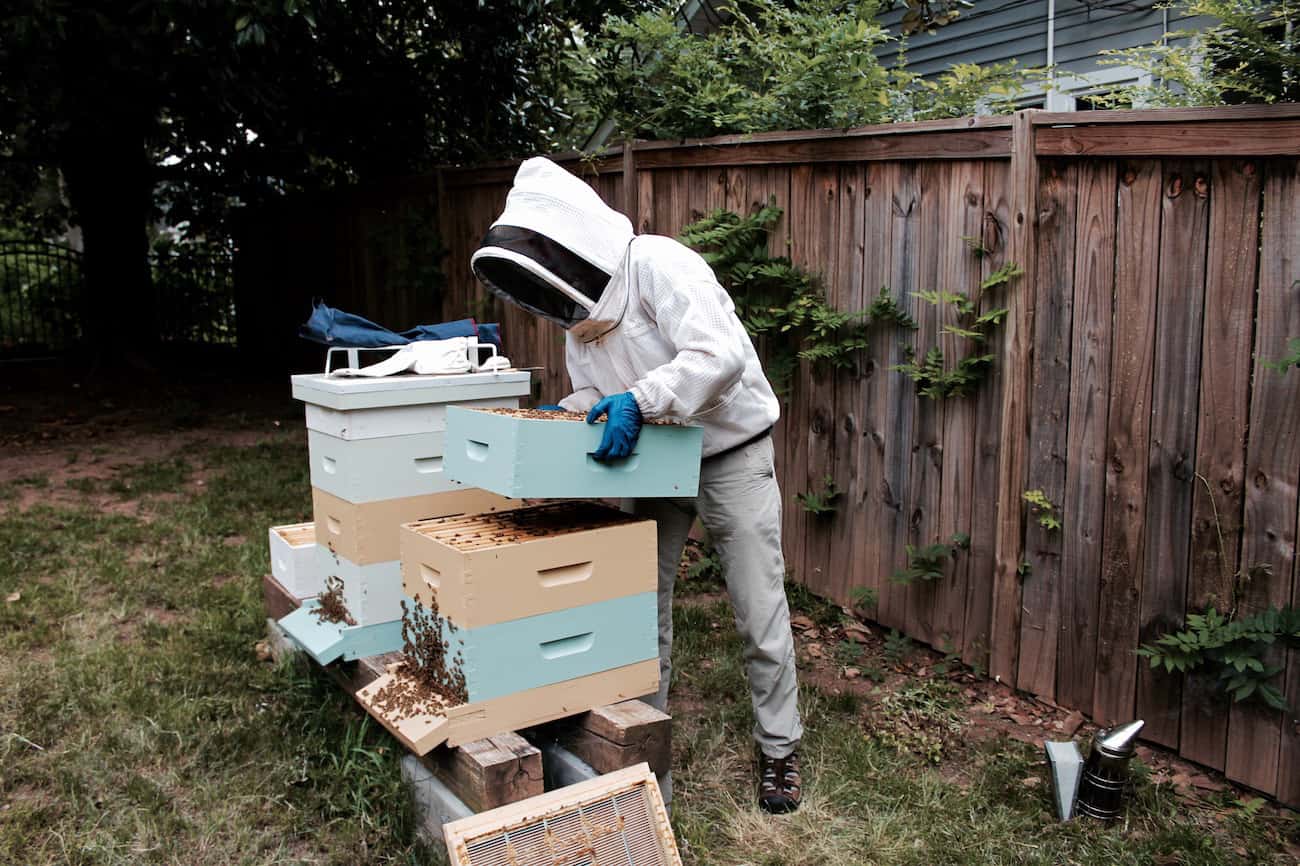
[[628, 253, 747, 420], [558, 334, 603, 413]]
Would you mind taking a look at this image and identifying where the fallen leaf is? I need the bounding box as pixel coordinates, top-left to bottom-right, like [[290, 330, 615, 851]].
[[842, 622, 871, 643], [1060, 710, 1085, 737], [843, 667, 861, 680], [4, 591, 19, 604], [806, 643, 825, 659], [1021, 776, 1040, 787], [254, 640, 273, 663], [1009, 712, 1033, 726], [791, 615, 815, 631], [1189, 774, 1228, 792], [804, 627, 821, 640]]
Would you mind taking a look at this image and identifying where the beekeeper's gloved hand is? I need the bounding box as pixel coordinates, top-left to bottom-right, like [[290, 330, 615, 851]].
[[586, 392, 642, 461]]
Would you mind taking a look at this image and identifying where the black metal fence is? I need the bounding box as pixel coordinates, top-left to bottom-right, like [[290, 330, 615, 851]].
[[0, 240, 85, 355], [0, 240, 238, 357]]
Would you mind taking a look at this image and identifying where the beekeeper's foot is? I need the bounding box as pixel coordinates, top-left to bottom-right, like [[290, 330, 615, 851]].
[[758, 750, 801, 814]]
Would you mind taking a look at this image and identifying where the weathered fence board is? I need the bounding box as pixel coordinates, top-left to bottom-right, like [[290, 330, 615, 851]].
[[428, 109, 1299, 805], [1181, 159, 1261, 772], [1226, 161, 1300, 796], [1058, 159, 1116, 713], [1017, 160, 1077, 701], [1137, 160, 1211, 749], [1094, 160, 1161, 727]]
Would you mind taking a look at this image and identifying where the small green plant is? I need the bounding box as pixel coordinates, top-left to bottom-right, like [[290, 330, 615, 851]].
[[1136, 605, 1300, 711], [891, 532, 970, 584], [865, 285, 919, 330], [961, 234, 989, 259], [850, 585, 879, 613], [834, 639, 865, 667], [1263, 336, 1300, 375], [1022, 489, 1061, 531], [796, 475, 841, 516], [883, 628, 914, 666], [932, 640, 964, 676], [979, 261, 1024, 292], [875, 678, 965, 763], [890, 272, 1014, 399], [685, 538, 723, 585]]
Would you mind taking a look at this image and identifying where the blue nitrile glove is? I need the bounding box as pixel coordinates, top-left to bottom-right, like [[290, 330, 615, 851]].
[[586, 392, 643, 461], [538, 404, 564, 411]]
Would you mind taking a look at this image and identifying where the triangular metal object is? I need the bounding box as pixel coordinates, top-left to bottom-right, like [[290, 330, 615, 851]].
[[1044, 740, 1084, 821]]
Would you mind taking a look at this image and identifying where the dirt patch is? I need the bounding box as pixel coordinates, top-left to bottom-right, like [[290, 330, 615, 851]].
[[0, 427, 288, 514]]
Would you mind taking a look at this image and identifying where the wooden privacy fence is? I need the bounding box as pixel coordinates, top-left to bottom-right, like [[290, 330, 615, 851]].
[[436, 105, 1300, 805]]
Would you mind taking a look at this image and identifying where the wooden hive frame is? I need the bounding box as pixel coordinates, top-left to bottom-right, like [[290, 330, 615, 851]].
[[443, 763, 682, 866]]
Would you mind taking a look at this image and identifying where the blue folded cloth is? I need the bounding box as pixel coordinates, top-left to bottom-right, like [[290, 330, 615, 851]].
[[299, 300, 502, 350]]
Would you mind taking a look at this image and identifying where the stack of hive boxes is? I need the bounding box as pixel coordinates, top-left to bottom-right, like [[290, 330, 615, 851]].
[[356, 407, 704, 754], [274, 370, 532, 664]]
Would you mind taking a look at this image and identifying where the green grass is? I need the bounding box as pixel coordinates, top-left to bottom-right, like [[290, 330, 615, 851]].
[[1, 431, 1296, 865]]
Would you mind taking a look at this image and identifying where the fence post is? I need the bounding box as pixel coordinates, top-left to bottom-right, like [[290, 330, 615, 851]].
[[621, 140, 638, 227], [989, 109, 1040, 685]]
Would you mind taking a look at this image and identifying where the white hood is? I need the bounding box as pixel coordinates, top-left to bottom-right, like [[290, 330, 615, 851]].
[[470, 157, 634, 328]]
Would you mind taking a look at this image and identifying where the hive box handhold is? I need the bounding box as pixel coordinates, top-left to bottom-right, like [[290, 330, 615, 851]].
[[443, 407, 703, 499]]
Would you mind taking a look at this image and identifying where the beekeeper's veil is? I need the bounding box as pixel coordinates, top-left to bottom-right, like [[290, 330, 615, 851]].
[[471, 157, 635, 329]]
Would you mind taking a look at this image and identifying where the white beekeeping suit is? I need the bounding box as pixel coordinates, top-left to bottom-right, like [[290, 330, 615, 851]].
[[470, 157, 804, 814]]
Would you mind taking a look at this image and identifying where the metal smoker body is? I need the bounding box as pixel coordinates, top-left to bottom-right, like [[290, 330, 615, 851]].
[[1076, 720, 1145, 820]]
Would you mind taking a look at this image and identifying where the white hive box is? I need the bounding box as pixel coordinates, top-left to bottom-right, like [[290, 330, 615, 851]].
[[268, 522, 320, 598], [294, 370, 532, 504]]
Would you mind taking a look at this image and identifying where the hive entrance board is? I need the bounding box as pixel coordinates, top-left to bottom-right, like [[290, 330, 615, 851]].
[[355, 658, 660, 755], [443, 763, 681, 866]]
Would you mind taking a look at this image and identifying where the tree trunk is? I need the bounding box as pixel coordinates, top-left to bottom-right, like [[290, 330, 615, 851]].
[[61, 129, 155, 357]]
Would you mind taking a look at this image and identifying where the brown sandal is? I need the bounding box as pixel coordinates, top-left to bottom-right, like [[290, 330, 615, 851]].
[[758, 750, 801, 814]]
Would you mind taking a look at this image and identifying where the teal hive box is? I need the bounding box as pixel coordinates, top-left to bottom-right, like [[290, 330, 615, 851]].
[[444, 407, 703, 499], [439, 592, 657, 702]]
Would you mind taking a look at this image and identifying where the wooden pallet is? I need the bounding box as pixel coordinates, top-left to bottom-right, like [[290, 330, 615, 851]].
[[262, 572, 672, 841]]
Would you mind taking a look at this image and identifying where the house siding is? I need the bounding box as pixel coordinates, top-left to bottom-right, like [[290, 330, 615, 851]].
[[875, 0, 1211, 80]]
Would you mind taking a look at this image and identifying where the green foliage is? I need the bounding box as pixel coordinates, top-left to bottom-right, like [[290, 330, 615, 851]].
[[1023, 489, 1062, 532], [866, 285, 920, 330], [893, 345, 996, 400], [1094, 0, 1300, 107], [891, 532, 971, 585], [891, 259, 1020, 400], [1263, 336, 1300, 375], [564, 0, 1031, 145], [1136, 605, 1300, 711], [797, 475, 841, 516], [679, 204, 903, 391], [850, 585, 880, 613], [883, 628, 915, 666]]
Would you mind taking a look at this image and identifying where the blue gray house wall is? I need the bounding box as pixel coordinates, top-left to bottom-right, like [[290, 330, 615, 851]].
[[876, 0, 1213, 108]]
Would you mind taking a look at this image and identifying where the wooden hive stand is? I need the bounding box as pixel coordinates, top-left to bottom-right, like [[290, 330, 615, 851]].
[[262, 573, 672, 844]]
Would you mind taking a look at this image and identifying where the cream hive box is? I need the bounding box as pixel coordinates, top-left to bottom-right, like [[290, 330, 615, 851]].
[[355, 502, 660, 755]]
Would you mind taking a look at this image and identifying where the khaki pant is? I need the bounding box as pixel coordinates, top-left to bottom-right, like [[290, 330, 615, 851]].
[[630, 434, 803, 758]]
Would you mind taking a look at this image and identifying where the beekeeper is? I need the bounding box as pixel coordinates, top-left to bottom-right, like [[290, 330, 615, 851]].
[[469, 157, 803, 814]]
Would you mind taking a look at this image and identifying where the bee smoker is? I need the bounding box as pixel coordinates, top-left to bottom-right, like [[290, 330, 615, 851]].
[[1076, 719, 1145, 820]]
